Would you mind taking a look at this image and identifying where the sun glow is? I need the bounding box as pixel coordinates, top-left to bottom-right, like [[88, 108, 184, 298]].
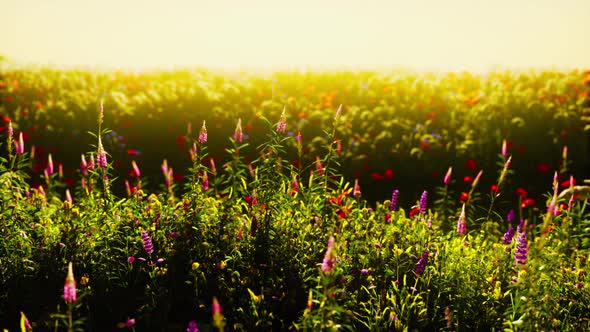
[[1, 0, 589, 71]]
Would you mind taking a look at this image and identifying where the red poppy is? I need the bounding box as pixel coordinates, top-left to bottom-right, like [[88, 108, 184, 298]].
[[536, 162, 551, 173], [463, 175, 473, 183], [409, 207, 421, 217], [521, 198, 536, 208], [384, 168, 394, 181], [491, 184, 499, 194], [560, 178, 576, 188], [460, 192, 469, 203], [465, 159, 478, 171], [516, 188, 528, 198]]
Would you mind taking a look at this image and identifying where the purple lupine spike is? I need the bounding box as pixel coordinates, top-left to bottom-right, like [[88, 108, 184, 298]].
[[415, 250, 429, 276], [419, 191, 428, 214], [503, 226, 515, 245], [141, 231, 154, 254], [198, 120, 207, 144], [515, 230, 528, 265], [389, 189, 399, 211], [321, 236, 336, 273], [277, 107, 287, 134], [63, 262, 77, 303], [456, 204, 467, 235]]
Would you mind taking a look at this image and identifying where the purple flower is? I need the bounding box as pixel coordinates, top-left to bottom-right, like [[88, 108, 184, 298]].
[[97, 139, 108, 170], [515, 219, 528, 265], [63, 262, 77, 303], [321, 236, 336, 273], [389, 189, 399, 211], [503, 226, 515, 245], [507, 209, 515, 223], [277, 107, 287, 134], [141, 231, 154, 254], [186, 320, 200, 332], [360, 269, 369, 276], [415, 250, 429, 276], [419, 191, 428, 214], [233, 119, 243, 143]]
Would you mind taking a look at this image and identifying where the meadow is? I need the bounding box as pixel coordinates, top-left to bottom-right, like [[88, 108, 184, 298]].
[[0, 65, 589, 331]]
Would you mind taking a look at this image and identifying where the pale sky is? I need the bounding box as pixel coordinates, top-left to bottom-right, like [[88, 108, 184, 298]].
[[1, 0, 589, 71]]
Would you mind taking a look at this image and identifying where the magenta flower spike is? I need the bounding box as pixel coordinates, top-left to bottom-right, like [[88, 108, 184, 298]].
[[65, 189, 73, 204], [186, 320, 200, 332], [47, 154, 54, 175], [131, 160, 141, 177], [415, 250, 429, 276], [198, 120, 207, 144], [456, 203, 467, 235], [321, 236, 336, 273], [443, 167, 452, 185], [14, 132, 25, 155], [141, 231, 154, 254], [201, 171, 209, 191], [277, 107, 287, 134], [63, 262, 77, 303], [419, 191, 428, 214], [212, 297, 224, 330], [562, 146, 568, 160], [166, 168, 173, 190], [161, 159, 168, 176], [501, 139, 508, 157], [97, 137, 108, 170], [389, 189, 399, 211]]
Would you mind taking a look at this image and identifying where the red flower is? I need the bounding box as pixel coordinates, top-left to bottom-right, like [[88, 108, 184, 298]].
[[463, 175, 473, 183], [465, 159, 478, 171], [521, 198, 536, 208], [516, 188, 528, 198], [409, 207, 421, 217], [491, 184, 499, 194], [536, 162, 551, 173], [560, 178, 576, 188], [371, 173, 384, 181], [384, 168, 394, 181], [459, 192, 469, 203]]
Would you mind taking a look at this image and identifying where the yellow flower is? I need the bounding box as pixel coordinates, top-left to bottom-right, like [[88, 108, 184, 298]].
[[192, 262, 200, 270]]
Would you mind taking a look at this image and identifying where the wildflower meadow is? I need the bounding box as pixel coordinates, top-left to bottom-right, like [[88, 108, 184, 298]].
[[1, 65, 589, 331]]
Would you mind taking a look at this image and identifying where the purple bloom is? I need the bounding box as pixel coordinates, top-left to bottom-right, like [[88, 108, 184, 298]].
[[233, 119, 243, 143], [507, 209, 515, 223], [97, 139, 108, 170], [141, 231, 154, 254], [186, 320, 200, 332], [360, 269, 369, 276], [456, 204, 467, 235], [515, 219, 528, 265], [277, 107, 287, 134], [389, 189, 399, 211], [415, 250, 429, 276], [503, 226, 515, 245], [419, 191, 428, 214]]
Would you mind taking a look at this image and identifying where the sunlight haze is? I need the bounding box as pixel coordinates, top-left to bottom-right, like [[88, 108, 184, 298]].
[[1, 0, 589, 71]]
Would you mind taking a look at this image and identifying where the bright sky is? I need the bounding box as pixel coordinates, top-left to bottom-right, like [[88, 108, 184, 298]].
[[1, 0, 589, 71]]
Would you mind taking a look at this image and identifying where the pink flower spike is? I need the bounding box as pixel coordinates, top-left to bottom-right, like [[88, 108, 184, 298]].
[[65, 189, 73, 203], [161, 159, 168, 176], [335, 104, 342, 120], [456, 204, 467, 235], [501, 139, 508, 157], [198, 120, 207, 143], [443, 167, 452, 185], [562, 146, 568, 160], [47, 154, 54, 175], [321, 236, 336, 273], [233, 119, 243, 143], [63, 262, 77, 303], [131, 160, 141, 177], [14, 132, 24, 154], [353, 179, 361, 198], [277, 107, 287, 134]]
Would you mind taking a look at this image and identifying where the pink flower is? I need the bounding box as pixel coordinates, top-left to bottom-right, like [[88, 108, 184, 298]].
[[14, 132, 24, 154], [456, 204, 467, 235], [277, 107, 287, 134], [131, 160, 141, 177], [233, 119, 243, 143], [443, 166, 452, 185], [353, 179, 361, 198], [198, 120, 207, 143], [63, 262, 77, 303], [321, 236, 336, 273]]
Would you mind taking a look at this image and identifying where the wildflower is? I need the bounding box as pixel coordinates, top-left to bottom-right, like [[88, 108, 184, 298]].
[[472, 170, 483, 188], [141, 231, 154, 254], [415, 250, 429, 276], [389, 189, 399, 211], [277, 107, 287, 133], [131, 160, 141, 177], [233, 119, 243, 143], [65, 189, 73, 204], [335, 104, 342, 120], [315, 156, 324, 176], [516, 188, 528, 198], [321, 236, 336, 273], [63, 262, 77, 303], [128, 256, 135, 264], [198, 120, 207, 143], [515, 220, 528, 265], [459, 192, 469, 203], [46, 154, 54, 175], [296, 131, 302, 144], [507, 209, 515, 223], [97, 137, 108, 170], [463, 175, 473, 183], [419, 191, 428, 214], [189, 143, 198, 161], [491, 184, 499, 194], [306, 289, 313, 311], [501, 139, 508, 157], [443, 167, 452, 185], [353, 179, 361, 198], [201, 171, 209, 191], [186, 320, 200, 332], [161, 159, 168, 175], [7, 121, 13, 139], [456, 203, 467, 235], [212, 297, 225, 330], [521, 198, 535, 209], [20, 311, 32, 332], [14, 132, 24, 154], [125, 319, 136, 328], [503, 226, 515, 244], [360, 269, 369, 276], [562, 146, 568, 160]]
